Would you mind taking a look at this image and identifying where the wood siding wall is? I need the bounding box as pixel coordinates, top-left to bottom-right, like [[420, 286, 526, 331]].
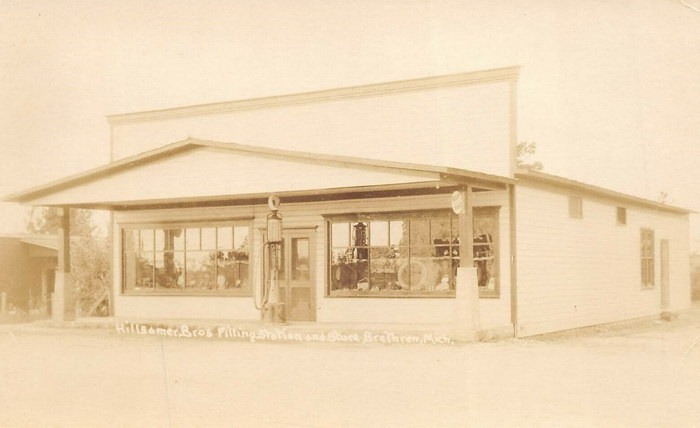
[[111, 81, 514, 177], [515, 181, 691, 337], [112, 191, 512, 330]]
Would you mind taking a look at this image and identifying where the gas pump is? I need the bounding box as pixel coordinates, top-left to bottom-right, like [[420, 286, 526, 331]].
[[261, 194, 286, 323]]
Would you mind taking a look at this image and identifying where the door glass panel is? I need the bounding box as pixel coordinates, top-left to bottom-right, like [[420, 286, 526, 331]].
[[291, 238, 310, 280]]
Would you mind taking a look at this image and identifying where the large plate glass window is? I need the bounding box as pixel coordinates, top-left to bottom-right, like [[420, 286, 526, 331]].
[[327, 208, 499, 297], [122, 222, 251, 295]]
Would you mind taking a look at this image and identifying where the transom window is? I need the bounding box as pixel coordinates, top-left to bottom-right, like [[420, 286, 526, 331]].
[[122, 222, 251, 295], [327, 209, 499, 297]]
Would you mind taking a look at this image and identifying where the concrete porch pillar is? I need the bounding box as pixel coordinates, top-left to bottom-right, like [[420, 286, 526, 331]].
[[53, 207, 75, 322]]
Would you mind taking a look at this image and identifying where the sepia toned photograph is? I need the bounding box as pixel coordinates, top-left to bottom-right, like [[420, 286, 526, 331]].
[[0, 1, 699, 427]]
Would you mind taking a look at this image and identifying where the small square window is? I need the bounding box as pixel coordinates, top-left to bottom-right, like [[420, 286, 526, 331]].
[[616, 207, 627, 225], [568, 196, 583, 218]]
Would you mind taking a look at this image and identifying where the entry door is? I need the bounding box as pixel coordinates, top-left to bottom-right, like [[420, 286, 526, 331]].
[[660, 239, 670, 309], [278, 230, 316, 321]]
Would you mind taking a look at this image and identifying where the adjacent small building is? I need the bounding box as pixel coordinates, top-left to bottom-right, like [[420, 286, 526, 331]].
[[0, 234, 56, 318], [2, 66, 692, 337]]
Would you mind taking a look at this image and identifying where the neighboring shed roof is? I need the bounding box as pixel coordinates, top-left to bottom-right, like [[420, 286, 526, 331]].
[[1, 138, 514, 207], [515, 168, 693, 215], [0, 234, 58, 250]]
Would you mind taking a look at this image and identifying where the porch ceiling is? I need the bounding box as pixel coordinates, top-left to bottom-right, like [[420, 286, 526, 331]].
[[2, 138, 513, 209]]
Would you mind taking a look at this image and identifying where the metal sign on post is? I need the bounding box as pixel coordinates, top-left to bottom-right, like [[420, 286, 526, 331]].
[[451, 190, 464, 215]]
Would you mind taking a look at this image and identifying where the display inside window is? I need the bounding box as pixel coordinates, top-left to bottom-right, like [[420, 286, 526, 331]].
[[122, 224, 250, 294], [328, 209, 499, 296]]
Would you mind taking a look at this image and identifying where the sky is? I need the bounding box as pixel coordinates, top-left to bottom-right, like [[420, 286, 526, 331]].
[[0, 0, 699, 248]]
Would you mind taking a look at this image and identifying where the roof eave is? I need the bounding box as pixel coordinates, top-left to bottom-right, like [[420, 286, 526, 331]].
[[515, 168, 694, 214], [3, 138, 514, 205]]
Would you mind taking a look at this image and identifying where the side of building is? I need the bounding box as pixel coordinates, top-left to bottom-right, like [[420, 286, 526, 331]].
[[514, 172, 691, 337]]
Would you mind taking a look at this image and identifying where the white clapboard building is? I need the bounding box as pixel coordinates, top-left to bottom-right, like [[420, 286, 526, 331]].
[[4, 66, 691, 338]]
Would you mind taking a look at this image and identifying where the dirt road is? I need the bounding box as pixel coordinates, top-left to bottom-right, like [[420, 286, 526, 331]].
[[1, 308, 699, 428]]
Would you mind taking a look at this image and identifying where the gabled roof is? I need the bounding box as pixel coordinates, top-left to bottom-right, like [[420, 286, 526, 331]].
[[2, 138, 514, 206], [515, 168, 693, 214]]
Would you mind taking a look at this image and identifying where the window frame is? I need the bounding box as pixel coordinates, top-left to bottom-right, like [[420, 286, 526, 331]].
[[324, 208, 500, 298], [640, 228, 655, 289], [119, 219, 253, 297]]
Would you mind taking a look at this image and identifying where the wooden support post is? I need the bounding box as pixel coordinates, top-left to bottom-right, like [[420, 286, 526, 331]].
[[53, 207, 75, 322], [455, 186, 480, 340], [458, 186, 474, 268]]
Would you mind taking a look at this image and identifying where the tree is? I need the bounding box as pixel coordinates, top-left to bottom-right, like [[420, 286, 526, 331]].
[[26, 207, 95, 238], [516, 141, 544, 171], [26, 207, 111, 316]]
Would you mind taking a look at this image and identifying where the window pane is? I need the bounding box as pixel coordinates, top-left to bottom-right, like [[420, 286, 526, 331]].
[[451, 219, 459, 244], [155, 252, 184, 289], [186, 228, 200, 250], [217, 227, 233, 249], [331, 222, 349, 247], [474, 215, 497, 291], [186, 251, 216, 289], [369, 247, 401, 291], [351, 221, 369, 247], [476, 258, 496, 290], [430, 219, 451, 245], [291, 238, 310, 280], [432, 219, 452, 257], [140, 230, 154, 251], [427, 254, 452, 291], [370, 221, 389, 246], [201, 228, 216, 250], [390, 220, 408, 246], [330, 248, 366, 290], [218, 251, 249, 289], [123, 230, 138, 253], [234, 226, 249, 250], [410, 219, 430, 246], [158, 229, 184, 251], [474, 216, 497, 245], [124, 252, 154, 291], [155, 230, 164, 251], [394, 247, 411, 291], [137, 253, 154, 289]]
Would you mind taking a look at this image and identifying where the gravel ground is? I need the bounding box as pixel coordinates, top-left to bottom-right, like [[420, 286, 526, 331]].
[[1, 305, 699, 428]]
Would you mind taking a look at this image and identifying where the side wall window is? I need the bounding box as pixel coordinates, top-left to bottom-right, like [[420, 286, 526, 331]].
[[569, 196, 583, 218], [616, 207, 627, 225], [641, 228, 654, 288]]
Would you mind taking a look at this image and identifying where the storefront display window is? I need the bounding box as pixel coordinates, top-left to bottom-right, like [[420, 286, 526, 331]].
[[122, 222, 251, 295], [327, 208, 499, 297]]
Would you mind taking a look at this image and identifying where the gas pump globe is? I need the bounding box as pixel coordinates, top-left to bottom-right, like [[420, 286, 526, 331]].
[[266, 195, 282, 244]]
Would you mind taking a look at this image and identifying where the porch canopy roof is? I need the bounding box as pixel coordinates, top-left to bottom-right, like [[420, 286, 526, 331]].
[[2, 138, 514, 210]]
